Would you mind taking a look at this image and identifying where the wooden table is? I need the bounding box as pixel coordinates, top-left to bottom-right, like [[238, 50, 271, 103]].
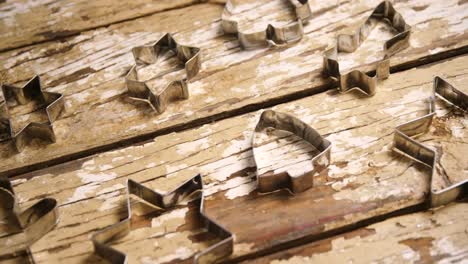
[[1, 0, 467, 263]]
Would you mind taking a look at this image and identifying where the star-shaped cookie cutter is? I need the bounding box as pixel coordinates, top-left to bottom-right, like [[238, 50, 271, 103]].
[[222, 0, 312, 49], [253, 110, 331, 193], [125, 33, 201, 113], [393, 76, 467, 208], [0, 176, 59, 263], [92, 174, 233, 263], [0, 75, 64, 152], [323, 1, 411, 96]]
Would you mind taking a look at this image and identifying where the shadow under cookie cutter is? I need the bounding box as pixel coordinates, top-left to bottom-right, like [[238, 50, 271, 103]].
[[323, 1, 411, 96], [253, 110, 331, 193], [92, 174, 233, 264], [0, 75, 64, 152], [222, 0, 312, 49], [126, 33, 201, 113], [0, 176, 59, 263], [393, 76, 467, 208]]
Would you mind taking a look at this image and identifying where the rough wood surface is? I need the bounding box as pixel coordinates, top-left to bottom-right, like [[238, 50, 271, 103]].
[[0, 0, 202, 52], [243, 202, 468, 263], [1, 0, 468, 177], [3, 54, 467, 263]]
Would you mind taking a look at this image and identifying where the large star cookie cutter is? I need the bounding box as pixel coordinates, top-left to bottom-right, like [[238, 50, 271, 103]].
[[253, 110, 331, 193], [393, 76, 467, 208], [0, 176, 59, 263], [126, 33, 201, 113], [0, 75, 64, 152], [92, 174, 233, 263], [222, 0, 312, 49], [323, 1, 411, 96]]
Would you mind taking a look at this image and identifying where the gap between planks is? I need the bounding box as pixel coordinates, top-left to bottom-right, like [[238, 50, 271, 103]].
[[3, 45, 468, 179], [6, 54, 468, 263], [1, 0, 468, 179], [0, 0, 222, 53]]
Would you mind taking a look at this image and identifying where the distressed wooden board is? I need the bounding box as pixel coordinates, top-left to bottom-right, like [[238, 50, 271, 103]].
[[3, 54, 467, 263], [243, 202, 468, 264], [1, 0, 468, 177], [0, 0, 203, 52]]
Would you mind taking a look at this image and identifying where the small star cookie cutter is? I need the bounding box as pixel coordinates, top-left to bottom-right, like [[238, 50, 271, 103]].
[[0, 75, 64, 152], [0, 176, 59, 263], [222, 0, 312, 49], [393, 76, 467, 208], [92, 174, 233, 263], [126, 33, 201, 113], [253, 110, 331, 193], [323, 1, 411, 96]]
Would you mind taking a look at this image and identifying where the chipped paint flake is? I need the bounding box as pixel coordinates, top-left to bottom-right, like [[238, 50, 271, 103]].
[[225, 180, 256, 199]]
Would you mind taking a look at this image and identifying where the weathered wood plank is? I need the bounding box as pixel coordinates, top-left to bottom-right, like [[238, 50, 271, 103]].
[[1, 0, 467, 177], [243, 202, 468, 263], [0, 0, 204, 52], [3, 54, 467, 263]]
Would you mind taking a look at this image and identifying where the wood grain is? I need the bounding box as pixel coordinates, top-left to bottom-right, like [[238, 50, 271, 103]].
[[3, 54, 467, 263], [243, 202, 468, 263], [0, 0, 203, 52], [1, 0, 467, 178]]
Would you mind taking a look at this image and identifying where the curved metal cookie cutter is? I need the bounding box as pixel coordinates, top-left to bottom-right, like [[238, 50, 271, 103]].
[[222, 0, 312, 49], [0, 75, 64, 152], [0, 176, 59, 263], [393, 77, 467, 208], [92, 174, 233, 264], [253, 110, 331, 193], [126, 33, 201, 113], [323, 1, 411, 96]]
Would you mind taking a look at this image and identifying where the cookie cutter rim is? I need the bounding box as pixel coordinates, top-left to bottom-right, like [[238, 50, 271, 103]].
[[91, 174, 233, 263], [125, 33, 201, 113], [0, 176, 59, 263], [323, 0, 411, 96], [253, 110, 331, 193], [0, 75, 64, 152], [222, 0, 312, 49], [393, 76, 468, 208]]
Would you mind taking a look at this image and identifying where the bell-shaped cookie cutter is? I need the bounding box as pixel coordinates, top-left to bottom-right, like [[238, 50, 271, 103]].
[[0, 75, 64, 152], [222, 0, 312, 49], [393, 77, 467, 208], [92, 174, 233, 263], [125, 33, 201, 113], [0, 176, 59, 263], [253, 110, 331, 193], [323, 1, 411, 96]]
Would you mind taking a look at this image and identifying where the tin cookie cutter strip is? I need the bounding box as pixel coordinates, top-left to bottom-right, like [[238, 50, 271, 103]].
[[0, 75, 64, 152], [253, 110, 331, 193], [323, 1, 411, 96], [92, 174, 233, 264], [393, 77, 468, 208], [126, 33, 201, 114], [222, 0, 312, 49], [0, 176, 59, 263]]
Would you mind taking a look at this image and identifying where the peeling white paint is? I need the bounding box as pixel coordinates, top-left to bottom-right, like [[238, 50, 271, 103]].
[[141, 247, 193, 264], [77, 171, 118, 184], [176, 137, 210, 155], [151, 208, 188, 228], [225, 180, 256, 199], [66, 184, 99, 204]]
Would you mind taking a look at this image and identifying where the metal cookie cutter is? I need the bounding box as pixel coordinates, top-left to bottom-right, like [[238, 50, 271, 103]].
[[253, 110, 331, 193], [323, 1, 411, 96], [222, 0, 312, 49], [126, 33, 201, 113], [393, 77, 467, 208], [0, 176, 59, 263], [92, 174, 233, 264], [0, 75, 64, 152]]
